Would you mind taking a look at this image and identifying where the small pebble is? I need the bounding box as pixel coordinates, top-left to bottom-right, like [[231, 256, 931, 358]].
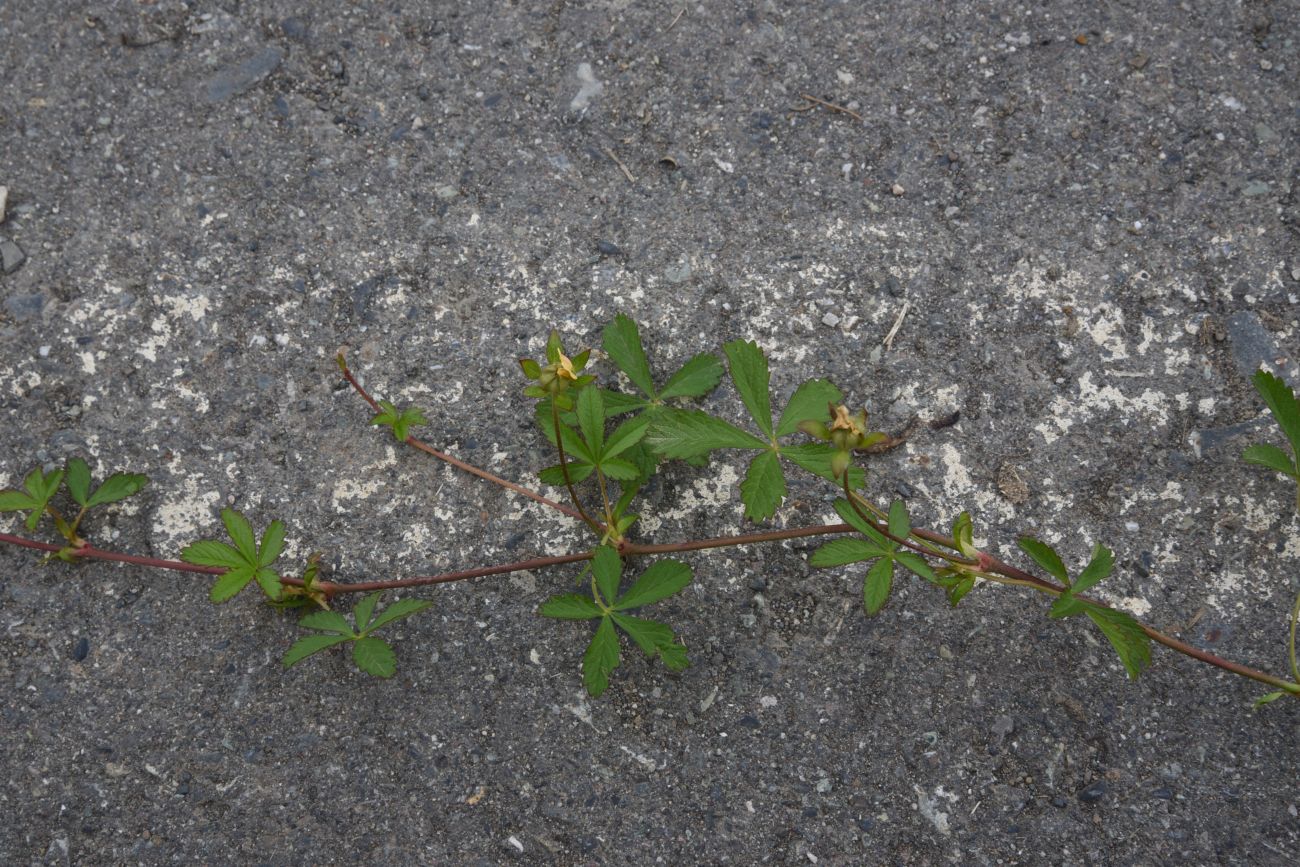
[[0, 237, 25, 274], [822, 312, 841, 327], [73, 637, 89, 661], [595, 240, 622, 256], [890, 183, 905, 197], [1077, 781, 1107, 802], [0, 185, 7, 223]]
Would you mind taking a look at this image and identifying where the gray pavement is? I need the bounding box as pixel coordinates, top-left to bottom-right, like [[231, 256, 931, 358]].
[[2, 1, 1298, 863]]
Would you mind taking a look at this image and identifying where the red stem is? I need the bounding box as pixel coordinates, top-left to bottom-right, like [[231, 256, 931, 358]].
[[337, 354, 584, 521]]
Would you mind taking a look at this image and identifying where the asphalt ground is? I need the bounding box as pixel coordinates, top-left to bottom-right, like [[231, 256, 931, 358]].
[[2, 1, 1298, 864]]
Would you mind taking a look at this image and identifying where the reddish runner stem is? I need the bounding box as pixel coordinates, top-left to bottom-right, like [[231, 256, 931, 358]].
[[337, 353, 582, 521]]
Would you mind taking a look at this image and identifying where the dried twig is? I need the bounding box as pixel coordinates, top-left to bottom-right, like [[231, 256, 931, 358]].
[[665, 7, 686, 31], [796, 93, 863, 122], [603, 146, 637, 184], [882, 300, 911, 351]]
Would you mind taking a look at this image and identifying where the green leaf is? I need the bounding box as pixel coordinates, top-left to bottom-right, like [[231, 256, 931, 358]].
[[591, 545, 622, 607], [597, 389, 650, 418], [951, 511, 977, 558], [1072, 544, 1114, 595], [582, 616, 620, 697], [1254, 691, 1288, 709], [862, 558, 894, 615], [658, 353, 725, 400], [779, 443, 866, 489], [1081, 603, 1151, 679], [645, 409, 767, 459], [534, 404, 597, 463], [283, 633, 353, 668], [1049, 594, 1086, 619], [776, 379, 843, 437], [895, 551, 935, 581], [603, 416, 650, 460], [809, 538, 886, 568], [615, 559, 692, 610], [258, 519, 286, 567], [85, 472, 149, 508], [1243, 443, 1297, 476], [724, 339, 774, 439], [352, 636, 398, 677], [611, 613, 689, 670], [539, 593, 604, 619], [299, 609, 356, 636], [353, 592, 381, 632], [221, 508, 258, 563], [886, 499, 910, 542], [0, 467, 65, 532], [179, 540, 245, 570], [255, 567, 282, 600], [1252, 369, 1300, 460], [576, 386, 605, 455], [66, 458, 92, 506], [832, 498, 890, 548], [519, 358, 542, 379], [1017, 537, 1069, 584], [539, 462, 595, 487], [598, 458, 642, 481], [0, 490, 39, 512], [739, 450, 786, 522], [603, 315, 656, 397], [611, 613, 674, 655], [940, 573, 977, 607], [209, 566, 255, 603], [365, 598, 433, 633]]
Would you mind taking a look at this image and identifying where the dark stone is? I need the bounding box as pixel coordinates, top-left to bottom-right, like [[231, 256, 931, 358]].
[[596, 240, 622, 256], [737, 715, 760, 728], [73, 637, 89, 661], [204, 47, 284, 103], [0, 238, 26, 274], [1077, 781, 1107, 802], [1226, 311, 1286, 379], [882, 275, 903, 297], [483, 93, 502, 108], [748, 576, 767, 591], [857, 817, 874, 831], [281, 17, 309, 42], [1051, 795, 1068, 808], [3, 291, 43, 320]]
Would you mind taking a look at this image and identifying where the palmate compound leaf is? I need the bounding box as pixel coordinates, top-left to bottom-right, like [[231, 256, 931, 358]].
[[180, 507, 285, 602], [370, 399, 429, 442], [0, 466, 65, 532], [1036, 542, 1151, 680], [545, 556, 693, 696], [283, 593, 431, 676]]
